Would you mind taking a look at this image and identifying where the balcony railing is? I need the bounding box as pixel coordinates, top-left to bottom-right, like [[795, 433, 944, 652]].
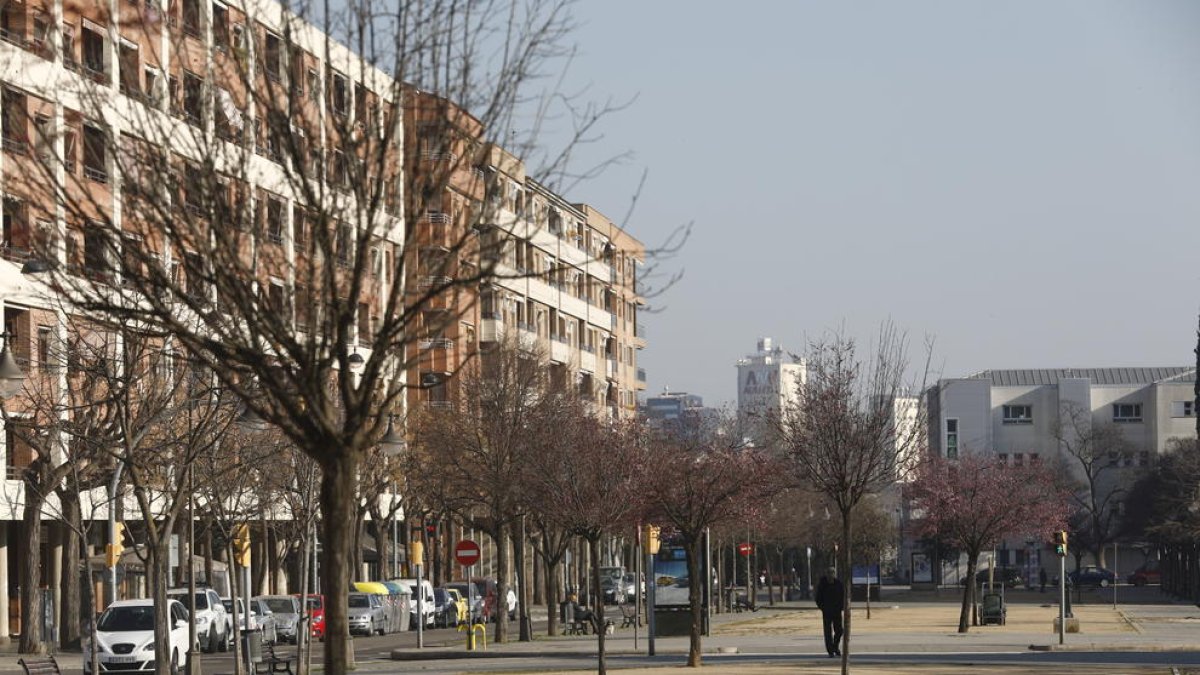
[[419, 337, 453, 350], [637, 368, 646, 383], [422, 151, 456, 162], [2, 136, 28, 154], [422, 211, 450, 224], [0, 27, 23, 46], [83, 165, 108, 183], [426, 400, 452, 409], [418, 275, 453, 289], [635, 322, 646, 339]]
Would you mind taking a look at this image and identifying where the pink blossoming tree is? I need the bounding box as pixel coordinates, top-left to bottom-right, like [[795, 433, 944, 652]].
[[907, 453, 1072, 632]]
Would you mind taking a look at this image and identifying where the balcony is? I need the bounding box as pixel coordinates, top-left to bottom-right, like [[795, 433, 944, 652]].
[[605, 358, 616, 379], [480, 317, 504, 343], [579, 350, 595, 374], [637, 367, 646, 383], [421, 211, 450, 224], [419, 337, 454, 350], [418, 275, 453, 289], [549, 337, 570, 364]]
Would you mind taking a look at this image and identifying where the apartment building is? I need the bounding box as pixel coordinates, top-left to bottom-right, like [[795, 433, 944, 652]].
[[0, 0, 647, 640]]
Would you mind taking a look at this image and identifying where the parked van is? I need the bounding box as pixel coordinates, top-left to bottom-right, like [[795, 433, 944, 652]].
[[395, 578, 436, 629]]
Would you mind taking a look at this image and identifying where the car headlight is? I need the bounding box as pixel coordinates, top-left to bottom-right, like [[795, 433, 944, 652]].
[[196, 615, 210, 625], [141, 643, 155, 652]]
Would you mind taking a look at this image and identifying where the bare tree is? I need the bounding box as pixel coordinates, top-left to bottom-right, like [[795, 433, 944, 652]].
[[12, 0, 611, 668], [528, 409, 644, 675], [411, 339, 557, 643], [776, 324, 926, 675], [641, 413, 781, 667], [1053, 401, 1134, 568]]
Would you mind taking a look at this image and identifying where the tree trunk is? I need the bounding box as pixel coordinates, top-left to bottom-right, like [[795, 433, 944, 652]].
[[150, 541, 174, 675], [59, 491, 82, 648], [373, 517, 390, 582], [319, 451, 361, 674], [958, 552, 979, 633], [839, 511, 853, 675], [351, 511, 366, 580], [512, 520, 531, 641], [493, 522, 510, 643], [588, 535, 607, 675], [684, 536, 704, 667], [19, 489, 45, 654], [543, 557, 559, 636]]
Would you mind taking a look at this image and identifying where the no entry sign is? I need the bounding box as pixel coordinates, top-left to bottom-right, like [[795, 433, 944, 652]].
[[455, 539, 481, 566], [737, 542, 753, 557]]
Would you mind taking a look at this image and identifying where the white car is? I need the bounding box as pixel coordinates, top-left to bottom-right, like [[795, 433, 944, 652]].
[[86, 599, 191, 674], [167, 587, 230, 653]]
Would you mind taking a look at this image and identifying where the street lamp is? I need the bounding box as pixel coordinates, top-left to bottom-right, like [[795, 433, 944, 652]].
[[0, 332, 26, 398]]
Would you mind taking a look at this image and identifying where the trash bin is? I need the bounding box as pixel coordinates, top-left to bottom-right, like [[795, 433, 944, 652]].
[[242, 629, 263, 667]]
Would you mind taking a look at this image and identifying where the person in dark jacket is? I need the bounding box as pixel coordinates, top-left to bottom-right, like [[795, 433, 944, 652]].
[[814, 567, 845, 657]]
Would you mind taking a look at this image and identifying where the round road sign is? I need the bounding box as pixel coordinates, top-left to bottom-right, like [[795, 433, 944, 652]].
[[737, 542, 753, 557], [455, 539, 481, 566]]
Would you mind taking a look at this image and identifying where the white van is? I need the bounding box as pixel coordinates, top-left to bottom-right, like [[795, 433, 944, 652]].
[[396, 578, 436, 629]]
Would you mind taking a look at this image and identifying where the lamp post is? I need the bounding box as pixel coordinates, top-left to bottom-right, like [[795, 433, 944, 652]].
[[379, 416, 412, 643]]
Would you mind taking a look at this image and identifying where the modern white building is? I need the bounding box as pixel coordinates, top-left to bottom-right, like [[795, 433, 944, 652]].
[[922, 366, 1196, 581], [927, 367, 1196, 462]]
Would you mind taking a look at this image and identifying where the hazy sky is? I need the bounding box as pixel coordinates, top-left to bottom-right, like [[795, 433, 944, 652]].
[[544, 1, 1200, 407]]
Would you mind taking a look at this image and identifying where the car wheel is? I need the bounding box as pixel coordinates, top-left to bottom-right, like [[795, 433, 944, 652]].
[[218, 628, 229, 652]]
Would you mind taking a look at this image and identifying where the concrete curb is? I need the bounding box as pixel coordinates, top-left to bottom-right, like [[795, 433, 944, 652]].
[[1028, 643, 1200, 652]]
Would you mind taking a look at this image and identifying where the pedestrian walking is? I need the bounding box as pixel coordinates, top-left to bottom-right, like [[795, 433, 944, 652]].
[[814, 566, 844, 658], [1039, 567, 1047, 593]]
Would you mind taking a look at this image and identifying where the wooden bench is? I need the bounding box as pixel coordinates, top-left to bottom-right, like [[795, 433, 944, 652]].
[[256, 641, 294, 675], [18, 657, 61, 675]]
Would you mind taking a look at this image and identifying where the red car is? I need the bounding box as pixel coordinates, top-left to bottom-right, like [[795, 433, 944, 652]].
[[1127, 565, 1161, 586], [295, 594, 325, 640]]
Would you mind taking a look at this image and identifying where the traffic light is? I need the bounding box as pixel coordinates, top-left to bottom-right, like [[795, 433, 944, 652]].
[[643, 525, 661, 555], [233, 524, 252, 567], [106, 522, 126, 567], [1053, 530, 1068, 556], [425, 522, 437, 539]]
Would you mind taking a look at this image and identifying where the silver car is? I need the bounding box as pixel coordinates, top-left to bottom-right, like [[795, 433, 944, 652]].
[[222, 597, 278, 644], [347, 593, 386, 636], [255, 596, 301, 644]]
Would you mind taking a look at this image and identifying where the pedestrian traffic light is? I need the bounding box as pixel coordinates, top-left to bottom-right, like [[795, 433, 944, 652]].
[[106, 522, 126, 567], [233, 523, 252, 567], [1053, 531, 1068, 556], [425, 522, 437, 538]]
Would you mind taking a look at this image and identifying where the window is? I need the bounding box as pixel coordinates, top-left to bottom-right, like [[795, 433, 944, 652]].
[[36, 326, 52, 370], [263, 31, 282, 82], [329, 70, 347, 116], [945, 418, 958, 459], [998, 453, 1007, 464], [1013, 453, 1024, 466], [291, 204, 307, 252], [264, 196, 283, 244], [61, 23, 76, 70], [83, 227, 110, 278], [82, 124, 107, 183], [357, 302, 370, 344], [1002, 404, 1032, 424], [144, 67, 160, 106], [121, 235, 142, 284], [267, 281, 284, 314], [212, 3, 228, 49], [182, 71, 202, 125], [1112, 403, 1143, 423], [306, 68, 319, 103], [118, 40, 139, 95], [81, 24, 106, 82], [1, 88, 27, 153], [1029, 453, 1040, 464], [335, 223, 351, 267], [1172, 400, 1195, 417], [181, 0, 199, 36]]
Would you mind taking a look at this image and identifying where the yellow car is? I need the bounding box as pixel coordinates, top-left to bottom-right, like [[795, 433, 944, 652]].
[[439, 587, 469, 627]]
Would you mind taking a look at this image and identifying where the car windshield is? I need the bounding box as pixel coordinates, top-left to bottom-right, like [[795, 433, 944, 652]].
[[434, 589, 447, 603], [304, 597, 323, 609], [169, 592, 209, 609], [263, 599, 294, 614], [98, 606, 155, 632], [223, 599, 243, 614], [348, 596, 369, 608]]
